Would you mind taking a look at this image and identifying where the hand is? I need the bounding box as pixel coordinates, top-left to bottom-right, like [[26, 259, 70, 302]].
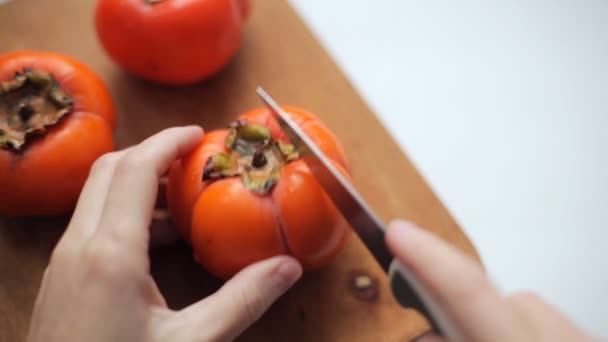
[[27, 126, 303, 342], [386, 221, 594, 342]]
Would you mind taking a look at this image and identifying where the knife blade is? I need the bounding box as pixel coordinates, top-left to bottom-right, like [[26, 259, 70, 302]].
[[256, 87, 449, 337]]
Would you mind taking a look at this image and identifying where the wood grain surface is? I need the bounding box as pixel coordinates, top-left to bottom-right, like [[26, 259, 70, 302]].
[[0, 1, 481, 341]]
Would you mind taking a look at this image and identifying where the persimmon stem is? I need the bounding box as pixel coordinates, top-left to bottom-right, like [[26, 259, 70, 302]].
[[202, 120, 300, 194], [0, 69, 73, 151], [145, 0, 164, 4], [252, 148, 268, 168]]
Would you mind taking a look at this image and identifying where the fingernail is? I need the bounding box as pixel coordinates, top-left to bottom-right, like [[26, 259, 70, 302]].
[[272, 257, 303, 291], [387, 219, 421, 249], [388, 219, 418, 234], [183, 125, 204, 135]]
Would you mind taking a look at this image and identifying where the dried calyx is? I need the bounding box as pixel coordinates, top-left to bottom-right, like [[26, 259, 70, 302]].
[[0, 69, 73, 151], [203, 120, 300, 194]]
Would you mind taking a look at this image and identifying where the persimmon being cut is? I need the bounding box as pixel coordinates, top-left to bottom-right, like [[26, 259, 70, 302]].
[[95, 0, 252, 85], [167, 107, 351, 279], [0, 51, 116, 216]]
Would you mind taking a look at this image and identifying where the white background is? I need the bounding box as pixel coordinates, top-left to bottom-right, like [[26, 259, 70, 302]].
[[290, 0, 608, 336]]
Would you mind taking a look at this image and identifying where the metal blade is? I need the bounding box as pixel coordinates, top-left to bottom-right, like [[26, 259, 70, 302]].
[[256, 87, 392, 271]]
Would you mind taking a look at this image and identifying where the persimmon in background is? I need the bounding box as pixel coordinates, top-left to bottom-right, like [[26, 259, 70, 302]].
[[0, 51, 116, 216], [167, 107, 351, 279], [95, 0, 252, 85]]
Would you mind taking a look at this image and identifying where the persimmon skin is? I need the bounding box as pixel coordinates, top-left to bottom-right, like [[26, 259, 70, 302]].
[[0, 51, 116, 216], [272, 160, 351, 271], [166, 130, 228, 240], [191, 178, 286, 279], [95, 0, 252, 85], [167, 106, 352, 279]]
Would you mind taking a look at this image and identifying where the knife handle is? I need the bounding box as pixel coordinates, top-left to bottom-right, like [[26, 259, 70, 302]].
[[388, 259, 458, 339]]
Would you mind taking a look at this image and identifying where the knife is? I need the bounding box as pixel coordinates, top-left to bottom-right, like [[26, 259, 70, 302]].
[[257, 87, 452, 338]]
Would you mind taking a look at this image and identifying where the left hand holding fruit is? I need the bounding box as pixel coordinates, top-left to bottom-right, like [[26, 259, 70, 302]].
[[27, 126, 302, 342]]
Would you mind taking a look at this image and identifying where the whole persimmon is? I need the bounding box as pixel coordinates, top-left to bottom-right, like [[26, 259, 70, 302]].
[[167, 107, 351, 279], [0, 51, 116, 216], [95, 0, 252, 85]]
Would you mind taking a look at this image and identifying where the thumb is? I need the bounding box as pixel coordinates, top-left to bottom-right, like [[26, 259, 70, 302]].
[[177, 256, 302, 341]]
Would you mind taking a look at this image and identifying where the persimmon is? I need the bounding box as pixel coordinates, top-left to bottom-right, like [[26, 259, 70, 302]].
[[0, 51, 116, 216], [167, 107, 351, 279], [95, 0, 252, 85]]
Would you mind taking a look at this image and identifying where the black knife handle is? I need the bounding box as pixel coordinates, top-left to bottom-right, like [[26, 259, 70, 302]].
[[388, 260, 450, 337]]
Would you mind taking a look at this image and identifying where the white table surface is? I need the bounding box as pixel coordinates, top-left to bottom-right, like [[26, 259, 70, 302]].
[[290, 0, 608, 336]]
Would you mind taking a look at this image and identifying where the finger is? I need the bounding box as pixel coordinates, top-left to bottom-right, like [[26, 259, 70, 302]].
[[150, 177, 179, 247], [145, 275, 167, 308], [64, 148, 131, 240], [508, 292, 591, 340], [386, 220, 525, 342], [28, 267, 51, 332], [150, 209, 179, 247], [177, 256, 302, 341], [95, 126, 203, 249]]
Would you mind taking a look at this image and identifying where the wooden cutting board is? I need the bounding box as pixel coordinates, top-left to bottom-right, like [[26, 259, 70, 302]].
[[0, 1, 481, 341]]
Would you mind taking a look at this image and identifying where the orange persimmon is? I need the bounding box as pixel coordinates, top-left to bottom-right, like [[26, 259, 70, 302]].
[[0, 51, 116, 216], [167, 107, 351, 279], [95, 0, 252, 85]]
